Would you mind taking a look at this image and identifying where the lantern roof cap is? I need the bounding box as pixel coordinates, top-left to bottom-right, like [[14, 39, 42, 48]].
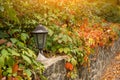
[[32, 25, 48, 34]]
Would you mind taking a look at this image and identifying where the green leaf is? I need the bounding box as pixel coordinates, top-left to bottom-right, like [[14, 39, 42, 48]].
[[32, 59, 39, 66], [2, 71, 8, 76], [22, 54, 31, 64], [58, 48, 64, 53], [62, 35, 67, 42], [11, 29, 20, 34], [46, 41, 52, 47], [71, 58, 77, 66], [7, 48, 20, 56], [1, 49, 9, 57], [67, 36, 72, 42], [21, 48, 36, 59], [6, 56, 14, 66], [12, 73, 17, 77], [0, 6, 4, 12], [26, 48, 34, 55], [10, 38, 18, 44], [21, 33, 29, 42], [16, 41, 25, 47], [24, 69, 32, 77], [6, 4, 19, 23], [0, 31, 9, 38], [48, 29, 54, 36], [0, 55, 5, 67], [23, 51, 34, 59], [51, 47, 57, 52], [63, 47, 70, 54], [6, 67, 12, 74]]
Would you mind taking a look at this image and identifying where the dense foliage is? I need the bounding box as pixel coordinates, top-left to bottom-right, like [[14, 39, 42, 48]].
[[0, 0, 120, 79]]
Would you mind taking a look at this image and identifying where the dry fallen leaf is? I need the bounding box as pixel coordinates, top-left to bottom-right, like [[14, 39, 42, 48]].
[[0, 39, 7, 45], [6, 42, 13, 47]]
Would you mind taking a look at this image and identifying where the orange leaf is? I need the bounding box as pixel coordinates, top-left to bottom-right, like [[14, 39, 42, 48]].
[[12, 63, 18, 73], [65, 62, 74, 71], [84, 55, 88, 62], [8, 77, 18, 80]]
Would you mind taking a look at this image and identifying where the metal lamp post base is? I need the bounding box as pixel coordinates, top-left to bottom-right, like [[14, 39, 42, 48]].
[[36, 50, 48, 61]]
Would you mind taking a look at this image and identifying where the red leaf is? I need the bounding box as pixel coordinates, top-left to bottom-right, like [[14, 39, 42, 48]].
[[12, 63, 18, 73], [65, 62, 74, 71]]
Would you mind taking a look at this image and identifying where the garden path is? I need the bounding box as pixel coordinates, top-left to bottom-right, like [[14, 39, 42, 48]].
[[100, 52, 120, 80]]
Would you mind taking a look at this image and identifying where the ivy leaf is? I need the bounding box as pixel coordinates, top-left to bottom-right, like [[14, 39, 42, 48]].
[[46, 41, 52, 47], [24, 69, 32, 77], [16, 41, 25, 47], [0, 55, 5, 67], [23, 50, 33, 59], [2, 71, 8, 76], [6, 56, 14, 66], [67, 36, 72, 42], [48, 29, 54, 36], [62, 35, 67, 43], [27, 48, 36, 58], [0, 31, 9, 38], [6, 67, 12, 74], [63, 47, 70, 54], [7, 48, 20, 56], [51, 47, 57, 52], [71, 58, 77, 66], [6, 3, 19, 23], [21, 33, 29, 42], [22, 54, 31, 64], [10, 38, 18, 44], [1, 49, 9, 57], [32, 59, 39, 66], [59, 48, 64, 53], [0, 6, 4, 12]]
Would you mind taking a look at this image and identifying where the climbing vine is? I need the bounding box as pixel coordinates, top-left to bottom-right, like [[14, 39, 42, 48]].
[[0, 0, 120, 79]]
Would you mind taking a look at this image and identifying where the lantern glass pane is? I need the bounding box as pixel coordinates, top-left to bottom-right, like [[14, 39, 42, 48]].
[[33, 34, 39, 48], [38, 34, 44, 49], [33, 33, 47, 50], [43, 34, 47, 47]]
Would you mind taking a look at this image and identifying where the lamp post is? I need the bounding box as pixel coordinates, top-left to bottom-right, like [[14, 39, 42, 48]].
[[32, 25, 48, 61]]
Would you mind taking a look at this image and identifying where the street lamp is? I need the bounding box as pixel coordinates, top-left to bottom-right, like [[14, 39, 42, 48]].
[[32, 25, 48, 61]]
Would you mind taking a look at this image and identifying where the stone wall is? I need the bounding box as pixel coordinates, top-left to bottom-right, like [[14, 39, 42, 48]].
[[41, 38, 120, 80], [79, 38, 120, 80], [42, 56, 67, 80]]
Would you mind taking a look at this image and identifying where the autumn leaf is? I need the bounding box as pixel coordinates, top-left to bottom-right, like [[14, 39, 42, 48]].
[[12, 63, 18, 73], [0, 39, 7, 45], [6, 42, 13, 47], [65, 62, 74, 71], [84, 55, 88, 62]]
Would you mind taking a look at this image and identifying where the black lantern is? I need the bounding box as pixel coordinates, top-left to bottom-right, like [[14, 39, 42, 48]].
[[32, 25, 48, 61], [32, 25, 48, 50]]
